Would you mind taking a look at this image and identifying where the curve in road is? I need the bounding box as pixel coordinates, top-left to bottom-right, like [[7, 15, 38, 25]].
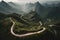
[[9, 18, 46, 37]]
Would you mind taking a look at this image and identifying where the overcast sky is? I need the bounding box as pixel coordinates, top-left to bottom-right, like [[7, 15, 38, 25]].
[[0, 0, 60, 3]]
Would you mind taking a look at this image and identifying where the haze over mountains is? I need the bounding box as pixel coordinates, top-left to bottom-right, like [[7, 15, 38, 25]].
[[0, 0, 60, 20], [0, 1, 60, 40], [0, 1, 24, 14]]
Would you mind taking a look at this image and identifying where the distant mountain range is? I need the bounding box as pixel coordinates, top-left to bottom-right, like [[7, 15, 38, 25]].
[[0, 1, 13, 13], [0, 1, 24, 14], [0, 1, 60, 21]]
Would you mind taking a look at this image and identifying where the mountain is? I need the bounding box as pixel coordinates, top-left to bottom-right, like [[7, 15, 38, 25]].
[[22, 11, 40, 22], [47, 6, 60, 22], [0, 1, 48, 16], [0, 1, 60, 40], [0, 1, 60, 20], [0, 1, 24, 14], [0, 13, 7, 20], [35, 2, 48, 19], [0, 1, 14, 14], [8, 2, 23, 13]]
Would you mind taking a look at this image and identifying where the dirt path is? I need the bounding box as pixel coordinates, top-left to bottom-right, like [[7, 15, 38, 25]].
[[9, 18, 46, 37]]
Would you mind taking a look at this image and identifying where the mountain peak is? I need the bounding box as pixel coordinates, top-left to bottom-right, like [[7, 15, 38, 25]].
[[35, 1, 43, 7], [0, 0, 7, 5], [36, 1, 40, 4], [1, 0, 6, 3], [0, 0, 10, 7]]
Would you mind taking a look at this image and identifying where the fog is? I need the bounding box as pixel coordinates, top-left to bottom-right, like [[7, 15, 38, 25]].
[[0, 0, 60, 3]]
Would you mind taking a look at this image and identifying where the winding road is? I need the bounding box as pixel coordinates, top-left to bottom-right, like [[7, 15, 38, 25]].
[[9, 18, 46, 37]]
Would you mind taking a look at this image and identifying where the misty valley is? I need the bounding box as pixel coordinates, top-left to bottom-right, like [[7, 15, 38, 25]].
[[0, 0, 60, 40]]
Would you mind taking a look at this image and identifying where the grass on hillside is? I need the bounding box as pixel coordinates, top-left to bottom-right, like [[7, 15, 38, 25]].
[[12, 18, 43, 33]]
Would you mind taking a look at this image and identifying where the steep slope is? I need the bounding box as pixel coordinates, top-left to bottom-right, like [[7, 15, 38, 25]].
[[0, 13, 7, 20], [8, 2, 24, 14], [35, 2, 46, 19], [47, 6, 60, 22], [0, 1, 14, 14], [0, 1, 24, 14]]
